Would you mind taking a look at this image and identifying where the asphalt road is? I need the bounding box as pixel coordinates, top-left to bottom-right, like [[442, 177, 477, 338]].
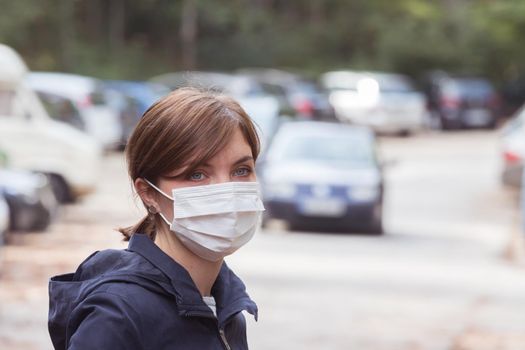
[[1, 130, 524, 350]]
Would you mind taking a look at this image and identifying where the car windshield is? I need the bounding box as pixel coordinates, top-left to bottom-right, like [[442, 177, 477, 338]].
[[290, 81, 322, 95], [37, 92, 85, 130], [273, 134, 374, 167], [376, 76, 414, 93], [445, 79, 494, 98]]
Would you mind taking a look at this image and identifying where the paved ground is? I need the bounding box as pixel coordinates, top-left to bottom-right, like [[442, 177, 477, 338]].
[[1, 130, 524, 349]]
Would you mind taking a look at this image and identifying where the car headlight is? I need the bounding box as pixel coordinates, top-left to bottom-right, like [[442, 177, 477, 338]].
[[347, 186, 379, 201], [265, 183, 297, 199]]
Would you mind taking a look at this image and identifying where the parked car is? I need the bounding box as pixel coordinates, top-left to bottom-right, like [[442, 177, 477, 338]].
[[0, 169, 58, 232], [238, 68, 336, 121], [500, 105, 525, 188], [151, 71, 280, 152], [259, 121, 384, 233], [423, 73, 500, 130], [321, 70, 427, 135], [27, 72, 123, 150], [104, 80, 169, 145], [150, 71, 264, 96], [0, 193, 9, 245], [104, 80, 169, 116], [0, 44, 102, 203]]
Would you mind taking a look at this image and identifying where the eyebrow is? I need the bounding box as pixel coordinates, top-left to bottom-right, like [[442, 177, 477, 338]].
[[199, 155, 254, 168], [232, 155, 255, 166]]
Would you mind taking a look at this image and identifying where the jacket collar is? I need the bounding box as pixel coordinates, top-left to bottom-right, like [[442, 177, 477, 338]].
[[127, 234, 258, 324]]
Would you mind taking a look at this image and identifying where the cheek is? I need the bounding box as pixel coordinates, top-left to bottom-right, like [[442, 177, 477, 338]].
[[157, 196, 174, 219]]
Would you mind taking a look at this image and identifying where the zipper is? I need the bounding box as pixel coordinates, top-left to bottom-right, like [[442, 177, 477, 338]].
[[184, 311, 232, 350], [219, 328, 232, 350]]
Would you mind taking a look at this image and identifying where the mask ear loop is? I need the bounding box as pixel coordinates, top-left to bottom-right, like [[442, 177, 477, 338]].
[[143, 178, 174, 200], [143, 178, 174, 227]]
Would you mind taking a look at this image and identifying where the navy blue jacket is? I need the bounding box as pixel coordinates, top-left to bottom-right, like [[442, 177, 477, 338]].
[[48, 234, 257, 349]]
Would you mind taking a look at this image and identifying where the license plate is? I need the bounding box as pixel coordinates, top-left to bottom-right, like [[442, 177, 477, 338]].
[[299, 198, 346, 217], [464, 109, 490, 125]]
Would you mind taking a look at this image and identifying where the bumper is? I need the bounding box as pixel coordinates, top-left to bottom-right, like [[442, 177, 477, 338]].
[[265, 199, 380, 231], [442, 108, 496, 128], [339, 111, 425, 134]]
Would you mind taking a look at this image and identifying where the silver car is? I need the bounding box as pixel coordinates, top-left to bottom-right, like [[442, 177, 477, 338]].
[[321, 70, 428, 135]]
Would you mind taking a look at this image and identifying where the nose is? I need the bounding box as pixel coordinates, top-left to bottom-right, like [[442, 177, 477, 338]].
[[211, 172, 232, 185]]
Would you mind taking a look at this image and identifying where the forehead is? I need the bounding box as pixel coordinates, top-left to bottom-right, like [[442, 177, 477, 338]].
[[164, 127, 253, 176], [205, 127, 253, 163]]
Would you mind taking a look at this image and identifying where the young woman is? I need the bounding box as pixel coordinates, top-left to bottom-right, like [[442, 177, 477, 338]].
[[48, 88, 265, 350]]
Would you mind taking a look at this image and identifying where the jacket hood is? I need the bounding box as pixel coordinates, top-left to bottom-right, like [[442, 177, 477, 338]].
[[48, 234, 257, 349]]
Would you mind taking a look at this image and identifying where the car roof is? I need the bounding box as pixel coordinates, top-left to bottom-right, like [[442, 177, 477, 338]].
[[321, 70, 412, 90], [0, 44, 28, 85], [150, 71, 263, 97], [275, 121, 374, 139], [27, 72, 101, 99]]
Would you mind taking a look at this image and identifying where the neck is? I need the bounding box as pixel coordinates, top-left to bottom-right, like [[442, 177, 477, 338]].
[[154, 223, 223, 296]]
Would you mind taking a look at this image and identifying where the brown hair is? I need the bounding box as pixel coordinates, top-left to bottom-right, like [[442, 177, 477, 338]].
[[118, 87, 260, 241]]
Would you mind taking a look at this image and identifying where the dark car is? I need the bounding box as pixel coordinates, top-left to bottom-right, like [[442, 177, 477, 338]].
[[424, 73, 500, 129], [0, 169, 58, 232], [259, 121, 384, 234], [239, 68, 336, 121]]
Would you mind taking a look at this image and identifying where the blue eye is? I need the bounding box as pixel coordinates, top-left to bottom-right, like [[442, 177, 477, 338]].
[[233, 167, 251, 177], [189, 172, 205, 181]]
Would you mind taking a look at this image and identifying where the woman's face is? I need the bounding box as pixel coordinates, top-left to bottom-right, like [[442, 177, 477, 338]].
[[155, 127, 256, 220]]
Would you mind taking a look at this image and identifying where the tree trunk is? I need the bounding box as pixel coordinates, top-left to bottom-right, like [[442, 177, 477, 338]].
[[180, 0, 198, 70], [109, 0, 125, 56], [59, 0, 75, 71]]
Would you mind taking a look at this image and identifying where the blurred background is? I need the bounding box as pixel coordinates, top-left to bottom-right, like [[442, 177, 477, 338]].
[[1, 1, 525, 349]]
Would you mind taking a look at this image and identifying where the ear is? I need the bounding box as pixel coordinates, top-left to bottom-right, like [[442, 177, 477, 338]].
[[134, 178, 160, 210]]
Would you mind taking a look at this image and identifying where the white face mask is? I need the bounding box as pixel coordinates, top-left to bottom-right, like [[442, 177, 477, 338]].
[[144, 180, 265, 262]]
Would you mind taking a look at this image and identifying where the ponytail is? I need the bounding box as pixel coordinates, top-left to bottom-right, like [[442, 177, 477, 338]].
[[117, 213, 157, 241]]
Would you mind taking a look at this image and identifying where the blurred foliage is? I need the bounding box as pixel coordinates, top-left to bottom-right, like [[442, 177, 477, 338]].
[[0, 0, 524, 84]]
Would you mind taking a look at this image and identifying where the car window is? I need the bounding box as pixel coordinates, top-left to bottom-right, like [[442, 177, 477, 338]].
[[289, 81, 323, 95], [260, 83, 287, 97], [445, 79, 494, 98], [37, 91, 85, 130], [376, 76, 414, 93], [90, 91, 107, 105], [90, 83, 108, 106], [322, 74, 360, 91], [273, 134, 374, 167]]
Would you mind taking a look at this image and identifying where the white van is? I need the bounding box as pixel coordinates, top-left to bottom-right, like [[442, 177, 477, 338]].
[[0, 44, 101, 202], [27, 72, 123, 150]]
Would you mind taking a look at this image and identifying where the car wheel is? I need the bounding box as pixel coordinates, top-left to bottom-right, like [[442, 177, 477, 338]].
[[47, 174, 74, 203], [367, 202, 384, 235], [368, 219, 383, 235], [485, 118, 498, 130]]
